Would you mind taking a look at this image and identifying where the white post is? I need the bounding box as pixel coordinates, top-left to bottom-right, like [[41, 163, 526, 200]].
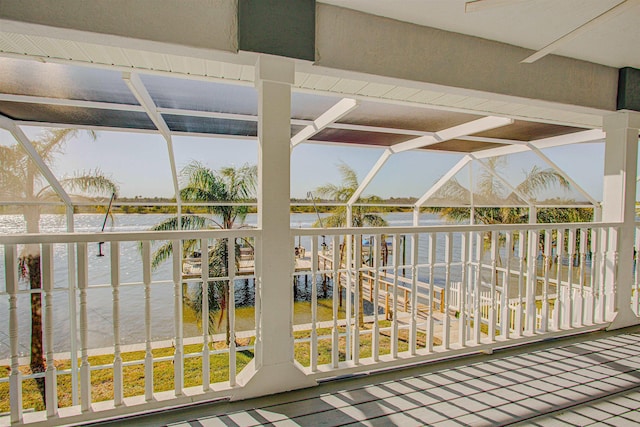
[[111, 242, 123, 406], [200, 239, 210, 391], [6, 244, 22, 424], [172, 240, 184, 395], [602, 112, 640, 329], [42, 244, 58, 416], [65, 207, 79, 406], [77, 242, 91, 411], [142, 241, 154, 400], [236, 55, 315, 398]]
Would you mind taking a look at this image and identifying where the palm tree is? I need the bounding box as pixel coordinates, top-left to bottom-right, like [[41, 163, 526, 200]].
[[427, 157, 575, 225], [313, 162, 388, 327], [149, 161, 256, 344], [0, 128, 118, 408], [427, 157, 590, 267]]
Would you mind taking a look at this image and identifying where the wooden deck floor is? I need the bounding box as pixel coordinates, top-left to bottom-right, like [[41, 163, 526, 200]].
[[92, 325, 640, 427]]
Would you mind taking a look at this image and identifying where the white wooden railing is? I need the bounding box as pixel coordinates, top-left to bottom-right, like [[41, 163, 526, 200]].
[[292, 222, 620, 378], [0, 222, 631, 425], [0, 228, 258, 426]]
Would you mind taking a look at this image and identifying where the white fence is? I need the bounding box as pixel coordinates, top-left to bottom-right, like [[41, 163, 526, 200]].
[[0, 228, 259, 425], [0, 222, 629, 425], [292, 222, 619, 377]]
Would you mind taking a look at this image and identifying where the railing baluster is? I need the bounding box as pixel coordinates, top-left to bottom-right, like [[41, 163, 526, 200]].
[[66, 241, 79, 407], [391, 234, 399, 358], [331, 235, 340, 368], [443, 233, 452, 349], [372, 234, 380, 361], [42, 243, 58, 416], [501, 231, 512, 339], [554, 229, 565, 329], [228, 237, 237, 387], [142, 241, 154, 400], [525, 229, 538, 334], [311, 236, 318, 372], [77, 242, 91, 411], [410, 233, 419, 355], [6, 244, 22, 424], [605, 228, 618, 321], [353, 234, 361, 365], [541, 230, 551, 332], [427, 233, 436, 351], [458, 232, 468, 346], [567, 229, 576, 328], [516, 231, 525, 337], [111, 241, 123, 406], [254, 235, 262, 352], [488, 232, 497, 342], [634, 226, 640, 316], [588, 227, 599, 324], [474, 232, 482, 343], [200, 238, 210, 391], [597, 228, 608, 323], [173, 239, 184, 396], [578, 228, 587, 326], [345, 234, 352, 362]]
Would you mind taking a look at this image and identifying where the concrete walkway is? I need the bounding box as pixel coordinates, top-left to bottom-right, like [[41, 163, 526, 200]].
[[90, 326, 640, 427]]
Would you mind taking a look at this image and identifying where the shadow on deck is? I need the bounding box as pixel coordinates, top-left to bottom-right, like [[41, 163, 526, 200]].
[[90, 325, 640, 427]]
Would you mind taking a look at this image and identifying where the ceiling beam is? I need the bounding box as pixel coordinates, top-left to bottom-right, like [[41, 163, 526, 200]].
[[391, 116, 513, 153], [122, 72, 182, 217], [347, 148, 394, 206], [472, 129, 605, 159], [0, 114, 73, 208], [0, 92, 537, 147], [290, 98, 359, 148], [123, 72, 173, 142], [522, 0, 637, 63]]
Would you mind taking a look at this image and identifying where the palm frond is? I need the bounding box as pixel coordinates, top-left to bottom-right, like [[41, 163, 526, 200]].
[[150, 214, 209, 232], [337, 162, 359, 191], [55, 170, 118, 198], [312, 163, 387, 228], [441, 179, 471, 202], [513, 166, 570, 200]]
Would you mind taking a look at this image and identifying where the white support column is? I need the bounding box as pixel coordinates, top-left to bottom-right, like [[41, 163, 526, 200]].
[[602, 112, 640, 329], [235, 56, 315, 398]]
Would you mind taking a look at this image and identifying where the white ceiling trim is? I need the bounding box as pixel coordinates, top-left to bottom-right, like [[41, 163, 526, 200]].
[[0, 29, 606, 130]]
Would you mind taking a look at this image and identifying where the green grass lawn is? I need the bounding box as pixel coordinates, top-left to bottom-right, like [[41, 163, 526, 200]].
[[0, 297, 444, 413]]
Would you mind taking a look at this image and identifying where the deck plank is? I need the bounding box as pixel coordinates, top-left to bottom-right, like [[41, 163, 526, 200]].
[[100, 327, 640, 427]]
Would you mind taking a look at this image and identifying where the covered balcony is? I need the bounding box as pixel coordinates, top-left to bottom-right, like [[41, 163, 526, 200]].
[[1, 1, 640, 425]]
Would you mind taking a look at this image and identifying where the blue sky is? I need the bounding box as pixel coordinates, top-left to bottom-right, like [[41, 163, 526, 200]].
[[1, 126, 607, 202]]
